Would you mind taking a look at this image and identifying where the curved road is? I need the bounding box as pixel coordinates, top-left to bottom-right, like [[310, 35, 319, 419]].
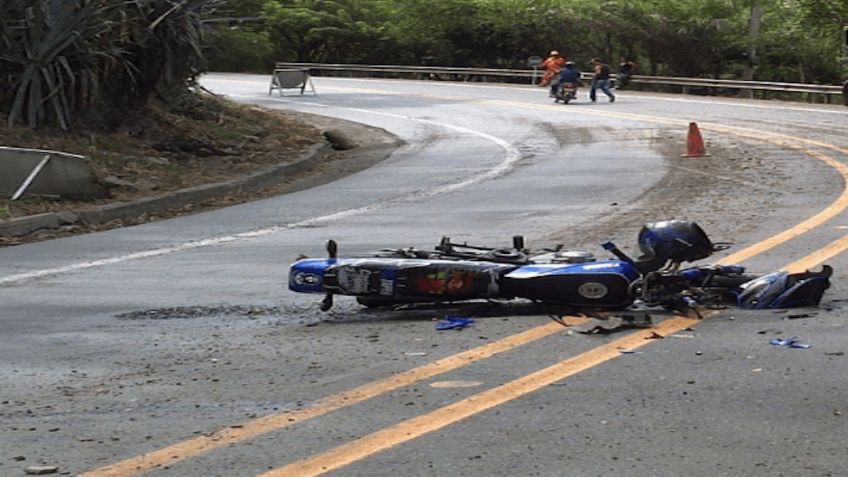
[[2, 74, 848, 477]]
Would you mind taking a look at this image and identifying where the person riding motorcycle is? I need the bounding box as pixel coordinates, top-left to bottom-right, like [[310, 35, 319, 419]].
[[551, 61, 582, 98]]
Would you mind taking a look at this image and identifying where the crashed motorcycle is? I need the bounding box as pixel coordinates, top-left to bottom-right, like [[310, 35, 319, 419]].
[[288, 220, 832, 313]]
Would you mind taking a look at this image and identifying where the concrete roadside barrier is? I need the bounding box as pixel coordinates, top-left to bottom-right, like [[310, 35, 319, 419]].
[[0, 146, 108, 199], [0, 142, 333, 237], [0, 113, 404, 240]]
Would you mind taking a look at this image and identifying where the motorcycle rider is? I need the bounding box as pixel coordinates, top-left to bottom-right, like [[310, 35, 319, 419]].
[[552, 61, 582, 98]]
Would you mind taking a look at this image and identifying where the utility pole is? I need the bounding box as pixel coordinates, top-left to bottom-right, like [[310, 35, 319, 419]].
[[740, 0, 762, 99], [842, 25, 848, 68], [843, 26, 848, 106]]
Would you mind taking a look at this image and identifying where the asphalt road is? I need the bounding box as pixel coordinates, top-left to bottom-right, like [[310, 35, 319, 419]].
[[2, 73, 848, 477]]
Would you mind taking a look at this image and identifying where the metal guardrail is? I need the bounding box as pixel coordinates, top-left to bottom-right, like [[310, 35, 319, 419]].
[[631, 74, 843, 95], [275, 62, 535, 79], [274, 62, 846, 102]]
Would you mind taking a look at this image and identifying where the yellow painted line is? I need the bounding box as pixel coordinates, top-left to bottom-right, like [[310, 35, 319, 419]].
[[259, 230, 846, 477], [704, 128, 848, 266], [83, 85, 848, 477], [259, 316, 698, 477], [251, 88, 848, 477], [78, 320, 580, 477], [782, 233, 848, 273]]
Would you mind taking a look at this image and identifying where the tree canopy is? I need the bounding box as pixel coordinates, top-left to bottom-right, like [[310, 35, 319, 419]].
[[210, 0, 846, 84], [1, 0, 845, 129], [1, 0, 223, 129]]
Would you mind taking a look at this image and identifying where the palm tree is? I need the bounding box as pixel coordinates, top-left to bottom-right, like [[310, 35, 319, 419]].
[[1, 0, 224, 129]]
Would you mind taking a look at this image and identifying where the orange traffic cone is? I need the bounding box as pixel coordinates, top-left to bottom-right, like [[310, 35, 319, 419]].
[[682, 122, 709, 157]]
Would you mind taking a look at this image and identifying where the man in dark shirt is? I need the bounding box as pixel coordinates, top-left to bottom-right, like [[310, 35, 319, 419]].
[[589, 58, 615, 103], [618, 57, 637, 88]]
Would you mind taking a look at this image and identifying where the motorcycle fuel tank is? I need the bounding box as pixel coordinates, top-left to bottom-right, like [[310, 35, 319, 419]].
[[501, 260, 640, 307]]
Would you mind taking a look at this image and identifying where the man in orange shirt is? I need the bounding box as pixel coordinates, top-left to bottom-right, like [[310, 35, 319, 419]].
[[539, 50, 566, 87]]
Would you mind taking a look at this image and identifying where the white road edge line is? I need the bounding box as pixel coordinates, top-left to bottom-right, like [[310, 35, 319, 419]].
[[0, 104, 521, 286]]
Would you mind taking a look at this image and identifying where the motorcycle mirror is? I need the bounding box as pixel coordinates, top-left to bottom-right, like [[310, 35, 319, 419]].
[[512, 235, 525, 250], [327, 239, 338, 259], [437, 236, 452, 252], [712, 242, 733, 251], [602, 241, 634, 264]]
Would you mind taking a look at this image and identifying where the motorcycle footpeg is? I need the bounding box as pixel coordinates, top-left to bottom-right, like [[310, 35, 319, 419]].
[[320, 293, 334, 311]]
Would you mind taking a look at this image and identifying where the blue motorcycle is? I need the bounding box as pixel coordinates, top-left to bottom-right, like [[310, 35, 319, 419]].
[[289, 220, 831, 313]]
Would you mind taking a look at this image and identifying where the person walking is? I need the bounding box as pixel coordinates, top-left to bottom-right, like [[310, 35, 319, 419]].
[[589, 57, 615, 103]]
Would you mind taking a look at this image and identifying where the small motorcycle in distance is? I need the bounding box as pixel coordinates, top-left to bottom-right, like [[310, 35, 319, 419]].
[[553, 82, 578, 104]]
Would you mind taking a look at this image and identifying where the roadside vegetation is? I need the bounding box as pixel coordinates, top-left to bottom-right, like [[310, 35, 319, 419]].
[[210, 0, 847, 85], [1, 0, 844, 130], [0, 0, 320, 235]]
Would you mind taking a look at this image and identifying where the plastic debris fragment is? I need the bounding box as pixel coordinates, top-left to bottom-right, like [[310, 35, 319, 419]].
[[769, 337, 811, 349], [436, 315, 475, 330], [571, 313, 652, 334], [618, 348, 642, 354]]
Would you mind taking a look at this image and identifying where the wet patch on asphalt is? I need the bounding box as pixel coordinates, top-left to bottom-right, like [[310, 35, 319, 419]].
[[115, 304, 319, 322], [113, 299, 580, 324]]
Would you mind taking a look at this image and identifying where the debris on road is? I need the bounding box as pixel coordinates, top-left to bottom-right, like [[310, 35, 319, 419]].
[[787, 312, 817, 319], [24, 465, 59, 475], [430, 380, 484, 388], [571, 313, 652, 334], [436, 315, 475, 330], [618, 348, 642, 354], [769, 337, 812, 349]]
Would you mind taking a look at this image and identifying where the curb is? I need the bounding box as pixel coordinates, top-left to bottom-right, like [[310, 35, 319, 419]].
[[0, 142, 332, 238]]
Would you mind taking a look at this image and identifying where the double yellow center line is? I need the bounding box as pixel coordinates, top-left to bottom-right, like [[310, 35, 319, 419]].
[[79, 321, 573, 477], [82, 87, 848, 477]]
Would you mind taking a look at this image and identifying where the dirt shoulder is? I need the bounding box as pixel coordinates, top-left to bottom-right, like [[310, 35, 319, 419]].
[[0, 96, 402, 246], [541, 126, 811, 255]]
